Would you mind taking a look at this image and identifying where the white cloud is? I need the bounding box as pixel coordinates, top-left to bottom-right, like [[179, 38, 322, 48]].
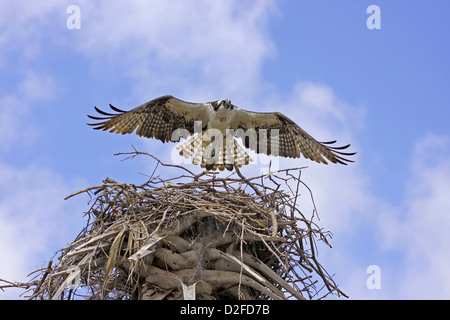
[[0, 71, 55, 151], [0, 1, 61, 66], [18, 71, 56, 102], [71, 0, 276, 101], [0, 0, 277, 113], [272, 82, 368, 231], [0, 162, 86, 299], [380, 133, 450, 299], [0, 2, 86, 299], [0, 1, 59, 150]]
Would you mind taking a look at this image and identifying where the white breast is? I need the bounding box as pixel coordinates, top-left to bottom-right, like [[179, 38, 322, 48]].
[[207, 107, 237, 133]]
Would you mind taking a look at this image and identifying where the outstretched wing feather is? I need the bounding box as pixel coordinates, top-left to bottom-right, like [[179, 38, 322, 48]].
[[87, 95, 210, 142], [230, 109, 355, 165]]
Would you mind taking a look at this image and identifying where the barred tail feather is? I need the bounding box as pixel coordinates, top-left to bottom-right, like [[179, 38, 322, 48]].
[[233, 139, 252, 168], [176, 134, 253, 171], [176, 134, 202, 159]]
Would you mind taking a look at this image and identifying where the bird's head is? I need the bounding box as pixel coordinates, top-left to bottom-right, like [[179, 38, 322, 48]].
[[218, 99, 234, 110]]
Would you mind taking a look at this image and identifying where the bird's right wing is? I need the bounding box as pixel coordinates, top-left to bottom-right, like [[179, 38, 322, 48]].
[[87, 95, 211, 142]]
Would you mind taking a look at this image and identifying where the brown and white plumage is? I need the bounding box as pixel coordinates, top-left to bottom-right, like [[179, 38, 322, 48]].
[[87, 95, 355, 170]]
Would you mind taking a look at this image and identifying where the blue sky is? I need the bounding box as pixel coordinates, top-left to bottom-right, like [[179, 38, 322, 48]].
[[1, 0, 450, 299]]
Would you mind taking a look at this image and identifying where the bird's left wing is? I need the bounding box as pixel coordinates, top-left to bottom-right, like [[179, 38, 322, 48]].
[[230, 109, 356, 165], [87, 95, 211, 142]]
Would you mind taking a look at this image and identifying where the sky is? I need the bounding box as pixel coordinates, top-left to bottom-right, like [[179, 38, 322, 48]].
[[1, 0, 449, 299]]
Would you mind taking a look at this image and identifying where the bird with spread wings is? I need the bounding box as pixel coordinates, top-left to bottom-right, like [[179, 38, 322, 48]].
[[87, 95, 355, 171]]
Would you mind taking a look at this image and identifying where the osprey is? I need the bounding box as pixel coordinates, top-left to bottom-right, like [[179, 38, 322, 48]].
[[87, 95, 355, 171]]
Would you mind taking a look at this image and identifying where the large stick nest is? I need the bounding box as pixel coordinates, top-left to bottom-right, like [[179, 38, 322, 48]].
[[1, 151, 347, 300]]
